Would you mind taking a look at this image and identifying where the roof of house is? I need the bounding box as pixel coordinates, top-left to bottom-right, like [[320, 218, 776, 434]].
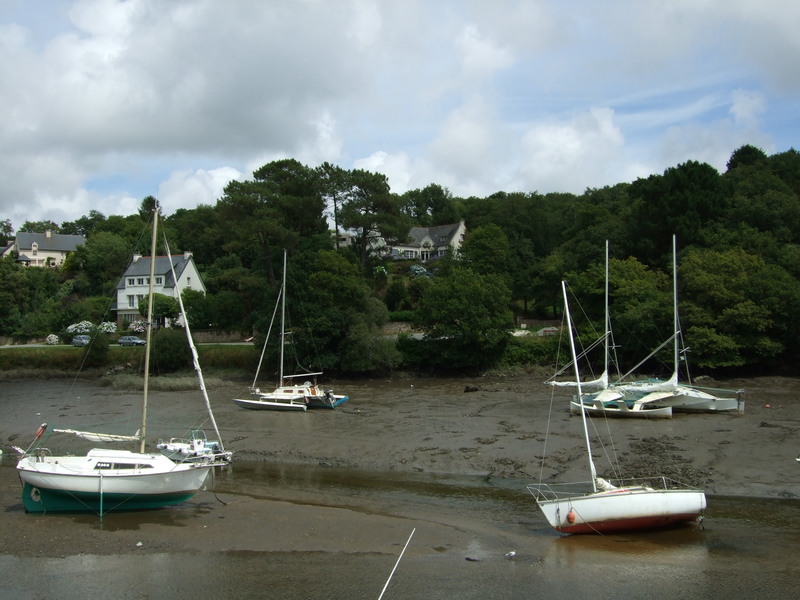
[[403, 222, 463, 248], [13, 231, 85, 252], [116, 255, 195, 291]]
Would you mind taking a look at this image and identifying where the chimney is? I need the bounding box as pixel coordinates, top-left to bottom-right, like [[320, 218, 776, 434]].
[[45, 230, 51, 238], [183, 251, 193, 260], [132, 253, 142, 263]]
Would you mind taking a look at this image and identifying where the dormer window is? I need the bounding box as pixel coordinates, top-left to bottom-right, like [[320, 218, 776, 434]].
[[31, 243, 38, 256]]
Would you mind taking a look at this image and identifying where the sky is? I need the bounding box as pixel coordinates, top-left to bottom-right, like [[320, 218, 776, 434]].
[[1, 0, 798, 231]]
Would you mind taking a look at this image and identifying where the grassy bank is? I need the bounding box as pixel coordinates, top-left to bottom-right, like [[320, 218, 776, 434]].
[[0, 343, 259, 383]]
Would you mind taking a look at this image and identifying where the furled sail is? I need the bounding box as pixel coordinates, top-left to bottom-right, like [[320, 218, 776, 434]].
[[53, 428, 141, 443]]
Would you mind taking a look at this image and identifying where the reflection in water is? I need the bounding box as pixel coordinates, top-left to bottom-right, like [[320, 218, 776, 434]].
[[2, 460, 799, 600]]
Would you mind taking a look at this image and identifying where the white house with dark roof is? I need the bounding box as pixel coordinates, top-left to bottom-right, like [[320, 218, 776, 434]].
[[2, 230, 85, 267], [115, 251, 205, 325], [387, 220, 467, 261]]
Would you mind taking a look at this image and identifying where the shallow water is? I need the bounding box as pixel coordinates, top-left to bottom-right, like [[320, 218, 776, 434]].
[[2, 460, 799, 600]]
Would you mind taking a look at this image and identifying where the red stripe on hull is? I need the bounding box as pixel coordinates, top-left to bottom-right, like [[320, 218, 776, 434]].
[[555, 512, 701, 534]]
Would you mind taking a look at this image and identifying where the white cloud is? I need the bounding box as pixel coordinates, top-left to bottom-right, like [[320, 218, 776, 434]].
[[158, 166, 244, 214], [0, 0, 796, 229]]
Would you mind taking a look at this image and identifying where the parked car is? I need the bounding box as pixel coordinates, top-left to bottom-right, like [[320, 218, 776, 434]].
[[118, 335, 146, 346], [72, 335, 91, 347]]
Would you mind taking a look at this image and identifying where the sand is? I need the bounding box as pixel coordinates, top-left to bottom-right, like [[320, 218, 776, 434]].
[[1, 373, 798, 558]]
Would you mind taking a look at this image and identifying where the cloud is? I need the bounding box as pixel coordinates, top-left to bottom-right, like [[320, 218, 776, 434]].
[[0, 0, 796, 229], [158, 166, 244, 214]]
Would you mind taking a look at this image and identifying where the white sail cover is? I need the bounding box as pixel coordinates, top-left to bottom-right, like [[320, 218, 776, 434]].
[[614, 371, 678, 393], [548, 370, 608, 391], [53, 428, 141, 443]]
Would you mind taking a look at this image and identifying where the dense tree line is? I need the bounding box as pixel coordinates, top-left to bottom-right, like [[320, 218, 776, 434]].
[[3, 146, 800, 375]]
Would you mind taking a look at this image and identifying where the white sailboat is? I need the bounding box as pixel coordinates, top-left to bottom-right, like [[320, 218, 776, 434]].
[[527, 281, 706, 534], [15, 206, 228, 514], [553, 242, 673, 419], [615, 236, 744, 413], [233, 249, 348, 411]]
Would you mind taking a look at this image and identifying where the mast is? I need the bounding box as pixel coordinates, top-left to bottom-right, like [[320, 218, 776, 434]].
[[278, 249, 287, 387], [604, 240, 609, 381], [673, 234, 680, 384], [162, 232, 225, 452], [562, 280, 597, 491], [140, 205, 158, 453]]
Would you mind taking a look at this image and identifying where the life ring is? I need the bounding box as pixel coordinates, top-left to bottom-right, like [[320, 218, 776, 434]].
[[30, 487, 41, 503]]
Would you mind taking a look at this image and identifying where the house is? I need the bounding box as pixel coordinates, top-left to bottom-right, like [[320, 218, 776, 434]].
[[388, 220, 466, 261], [2, 230, 85, 267], [115, 251, 205, 326]]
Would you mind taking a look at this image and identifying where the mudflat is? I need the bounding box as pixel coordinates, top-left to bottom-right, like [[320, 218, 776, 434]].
[[1, 374, 798, 558]]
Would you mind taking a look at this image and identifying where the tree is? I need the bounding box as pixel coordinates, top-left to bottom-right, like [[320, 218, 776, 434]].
[[217, 159, 327, 284], [70, 231, 131, 296], [726, 144, 768, 172], [411, 266, 513, 370], [316, 162, 349, 245], [679, 247, 787, 368], [0, 218, 13, 245], [400, 184, 460, 226], [339, 169, 410, 268], [139, 293, 180, 328], [627, 161, 731, 267], [20, 220, 59, 233], [459, 223, 512, 279], [60, 210, 106, 237]]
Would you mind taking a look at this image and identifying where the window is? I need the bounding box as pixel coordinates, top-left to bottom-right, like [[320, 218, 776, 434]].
[[137, 278, 144, 285], [31, 243, 38, 256], [187, 277, 192, 289], [127, 295, 135, 308], [155, 277, 162, 285], [137, 294, 144, 304], [128, 278, 135, 286]]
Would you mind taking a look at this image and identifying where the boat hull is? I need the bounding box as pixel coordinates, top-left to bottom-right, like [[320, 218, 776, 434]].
[[535, 488, 706, 534], [306, 394, 349, 409], [17, 450, 213, 514], [570, 401, 673, 419], [233, 396, 307, 411]]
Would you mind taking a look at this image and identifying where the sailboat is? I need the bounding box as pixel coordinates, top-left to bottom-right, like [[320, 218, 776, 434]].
[[15, 206, 229, 514], [233, 249, 348, 411], [527, 281, 706, 534], [614, 236, 744, 413], [551, 242, 673, 419]]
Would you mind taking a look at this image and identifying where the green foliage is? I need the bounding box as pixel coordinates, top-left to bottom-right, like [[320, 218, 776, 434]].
[[150, 328, 192, 374], [82, 332, 110, 368], [384, 279, 408, 311], [11, 148, 800, 375], [410, 266, 514, 370], [139, 293, 180, 327], [497, 335, 561, 368], [388, 310, 415, 321]]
